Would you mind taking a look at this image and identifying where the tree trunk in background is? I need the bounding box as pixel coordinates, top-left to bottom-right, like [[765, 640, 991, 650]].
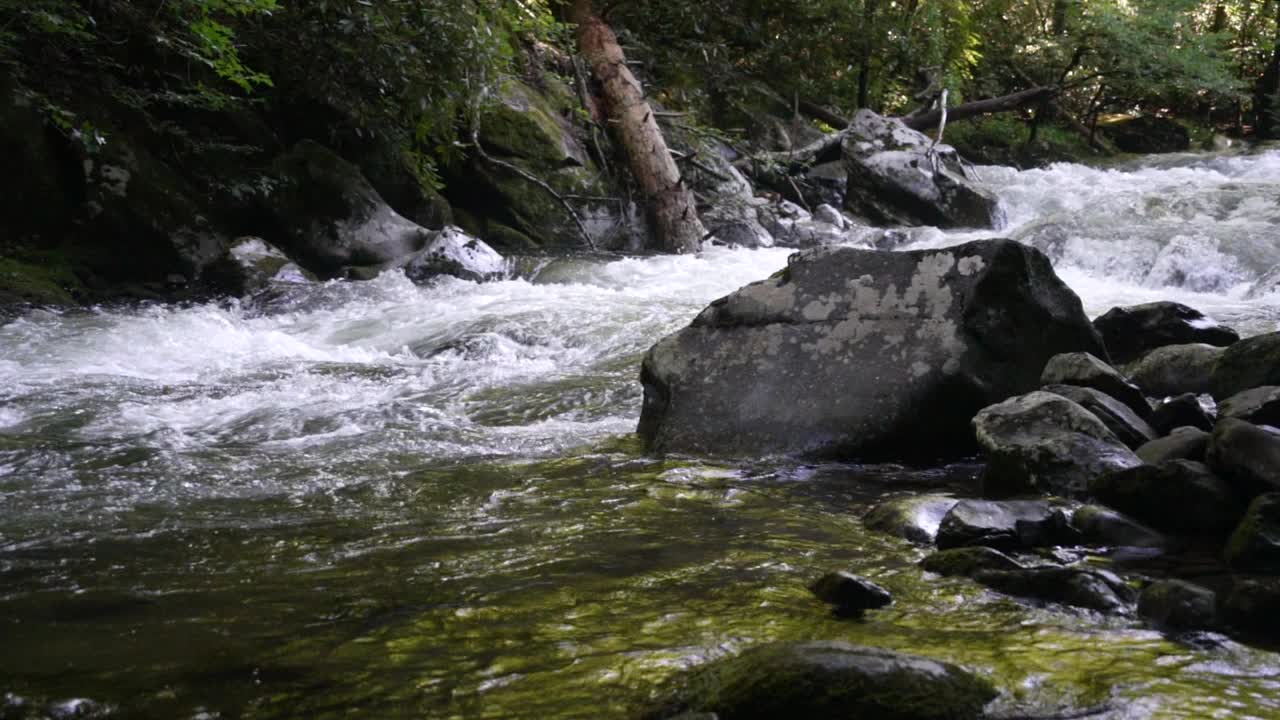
[[569, 0, 706, 254]]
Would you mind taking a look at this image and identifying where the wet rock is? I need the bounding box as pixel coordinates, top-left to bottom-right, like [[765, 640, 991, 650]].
[[809, 572, 893, 616], [936, 499, 1074, 551], [841, 110, 1003, 229], [1149, 394, 1215, 435], [638, 240, 1105, 459], [1090, 460, 1241, 536], [973, 566, 1136, 614], [1210, 332, 1280, 401], [1073, 505, 1167, 548], [755, 200, 852, 249], [1092, 301, 1238, 365], [271, 140, 431, 276], [797, 161, 848, 209], [648, 641, 997, 720], [974, 392, 1142, 498], [44, 698, 111, 720], [1042, 383, 1157, 449], [1224, 493, 1280, 571], [1124, 344, 1224, 398], [1222, 577, 1280, 641], [204, 237, 314, 296], [920, 547, 1023, 577], [1138, 580, 1218, 631], [1218, 386, 1280, 428], [1206, 419, 1280, 497], [863, 494, 959, 545], [1040, 352, 1151, 419], [401, 226, 507, 283], [1136, 427, 1209, 465]]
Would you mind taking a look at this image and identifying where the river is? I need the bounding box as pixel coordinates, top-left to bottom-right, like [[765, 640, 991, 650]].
[[2, 149, 1280, 719]]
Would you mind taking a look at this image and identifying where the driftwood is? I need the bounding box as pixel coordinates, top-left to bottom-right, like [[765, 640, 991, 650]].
[[902, 86, 1058, 130]]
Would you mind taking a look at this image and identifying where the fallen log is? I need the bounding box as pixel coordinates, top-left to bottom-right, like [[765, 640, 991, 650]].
[[901, 86, 1059, 131]]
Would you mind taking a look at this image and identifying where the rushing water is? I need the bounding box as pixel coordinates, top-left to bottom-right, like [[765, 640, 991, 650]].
[[3, 149, 1280, 720]]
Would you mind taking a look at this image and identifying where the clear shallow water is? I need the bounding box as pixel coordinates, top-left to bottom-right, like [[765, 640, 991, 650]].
[[2, 149, 1280, 719]]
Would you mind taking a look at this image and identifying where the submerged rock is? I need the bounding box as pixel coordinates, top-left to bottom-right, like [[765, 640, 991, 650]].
[[1206, 419, 1280, 497], [809, 572, 893, 616], [841, 110, 1003, 229], [920, 547, 1023, 577], [1042, 383, 1157, 449], [1218, 386, 1280, 428], [1136, 427, 1209, 465], [863, 494, 959, 545], [1090, 460, 1241, 536], [1224, 493, 1280, 571], [1138, 580, 1218, 631], [1092, 301, 1238, 365], [638, 240, 1104, 459], [936, 499, 1073, 551], [1124, 344, 1224, 398], [1040, 352, 1151, 419], [1149, 393, 1215, 435], [648, 641, 997, 720], [973, 566, 1136, 614], [1210, 332, 1280, 401], [973, 392, 1142, 498]]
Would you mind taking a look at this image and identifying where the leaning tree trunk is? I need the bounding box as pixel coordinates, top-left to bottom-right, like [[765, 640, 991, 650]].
[[569, 0, 706, 254]]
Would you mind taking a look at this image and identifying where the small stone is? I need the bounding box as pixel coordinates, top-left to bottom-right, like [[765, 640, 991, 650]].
[[1223, 577, 1280, 641], [936, 499, 1073, 551], [809, 571, 893, 615], [863, 494, 959, 545], [1124, 343, 1224, 397], [1210, 331, 1280, 400], [1042, 383, 1157, 449]]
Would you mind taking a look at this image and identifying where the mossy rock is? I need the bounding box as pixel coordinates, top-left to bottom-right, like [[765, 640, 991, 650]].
[[647, 641, 996, 720], [480, 78, 584, 169], [0, 255, 83, 307], [1224, 493, 1280, 571]]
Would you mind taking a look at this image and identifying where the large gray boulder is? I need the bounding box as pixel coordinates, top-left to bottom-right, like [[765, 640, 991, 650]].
[[270, 140, 431, 276], [647, 641, 997, 720], [638, 240, 1105, 459], [841, 110, 1003, 229], [1210, 332, 1280, 400], [1093, 301, 1238, 364], [973, 392, 1143, 498]]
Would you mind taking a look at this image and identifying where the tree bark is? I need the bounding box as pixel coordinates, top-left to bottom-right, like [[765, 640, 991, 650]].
[[569, 0, 705, 253], [901, 86, 1059, 131]]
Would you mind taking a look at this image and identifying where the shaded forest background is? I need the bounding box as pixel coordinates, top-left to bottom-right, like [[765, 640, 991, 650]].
[[2, 0, 1279, 303]]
